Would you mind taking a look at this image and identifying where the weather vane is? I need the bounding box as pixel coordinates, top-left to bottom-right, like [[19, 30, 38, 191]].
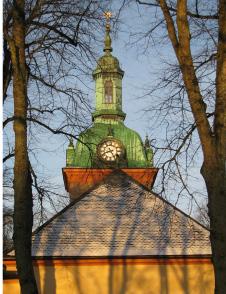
[[103, 11, 112, 25]]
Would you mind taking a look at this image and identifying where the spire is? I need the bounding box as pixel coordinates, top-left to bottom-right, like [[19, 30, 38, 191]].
[[144, 135, 154, 166], [103, 11, 112, 53], [68, 138, 74, 148], [92, 11, 125, 122], [66, 138, 75, 166], [144, 135, 150, 148]]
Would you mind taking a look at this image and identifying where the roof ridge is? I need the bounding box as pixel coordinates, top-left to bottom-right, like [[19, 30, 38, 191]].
[[34, 169, 210, 236], [7, 169, 208, 256]]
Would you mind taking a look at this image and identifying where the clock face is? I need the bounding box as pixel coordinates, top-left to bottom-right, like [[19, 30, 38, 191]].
[[98, 139, 124, 162]]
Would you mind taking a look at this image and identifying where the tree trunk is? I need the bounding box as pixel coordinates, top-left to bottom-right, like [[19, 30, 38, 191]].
[[209, 0, 226, 292], [10, 0, 38, 293], [201, 156, 226, 294]]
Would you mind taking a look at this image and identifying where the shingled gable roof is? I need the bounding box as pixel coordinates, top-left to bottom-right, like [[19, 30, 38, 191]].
[[11, 170, 211, 257]]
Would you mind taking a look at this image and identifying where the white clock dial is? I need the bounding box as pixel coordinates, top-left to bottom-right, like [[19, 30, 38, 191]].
[[98, 139, 123, 162]]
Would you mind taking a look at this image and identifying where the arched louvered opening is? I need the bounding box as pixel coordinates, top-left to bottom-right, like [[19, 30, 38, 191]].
[[104, 80, 113, 103]]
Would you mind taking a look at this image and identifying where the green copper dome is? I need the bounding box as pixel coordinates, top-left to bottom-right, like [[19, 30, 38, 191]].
[[68, 122, 152, 168], [66, 20, 153, 168], [93, 54, 124, 77]]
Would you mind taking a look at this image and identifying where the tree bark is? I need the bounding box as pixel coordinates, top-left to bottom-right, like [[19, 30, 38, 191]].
[[208, 0, 226, 292], [9, 0, 38, 293], [201, 158, 226, 293]]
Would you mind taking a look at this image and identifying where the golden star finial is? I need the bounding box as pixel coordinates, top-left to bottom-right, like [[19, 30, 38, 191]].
[[103, 11, 113, 52], [104, 11, 112, 23]]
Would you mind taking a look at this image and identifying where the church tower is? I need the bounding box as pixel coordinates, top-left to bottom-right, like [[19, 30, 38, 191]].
[[63, 14, 158, 199]]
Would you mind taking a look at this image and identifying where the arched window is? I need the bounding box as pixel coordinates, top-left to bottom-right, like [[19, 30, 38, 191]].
[[104, 80, 113, 103]]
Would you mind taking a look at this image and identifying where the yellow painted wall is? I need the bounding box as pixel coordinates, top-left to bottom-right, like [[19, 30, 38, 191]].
[[4, 259, 214, 294]]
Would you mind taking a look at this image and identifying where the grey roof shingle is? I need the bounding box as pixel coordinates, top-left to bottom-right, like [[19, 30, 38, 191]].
[[30, 171, 211, 257]]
